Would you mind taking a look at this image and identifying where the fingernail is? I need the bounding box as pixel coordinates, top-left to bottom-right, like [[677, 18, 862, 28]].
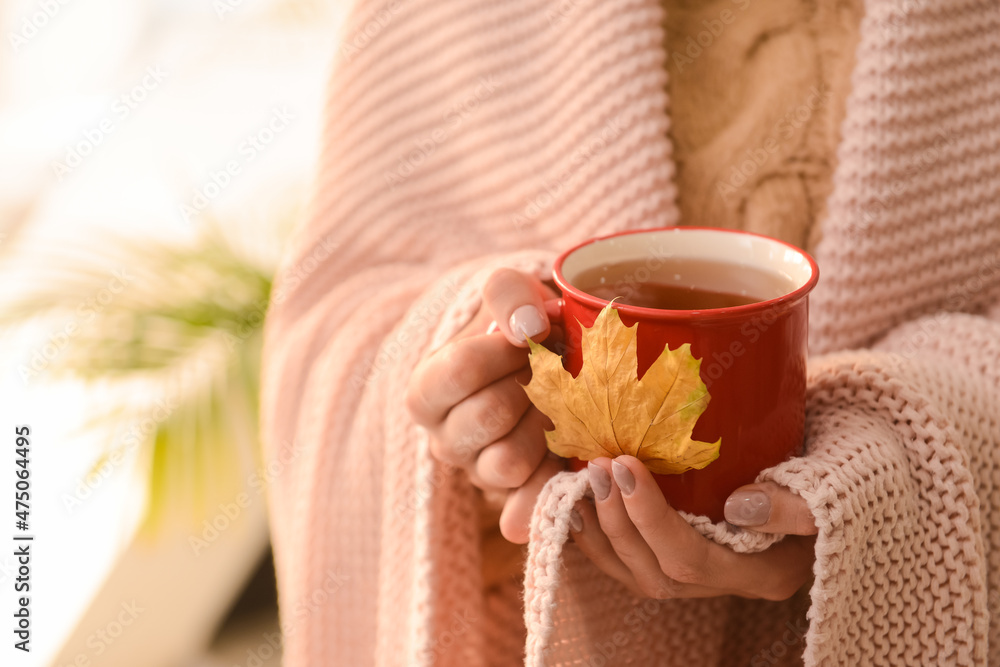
[[589, 462, 611, 501], [509, 305, 545, 342], [724, 490, 771, 526], [569, 509, 583, 532], [611, 460, 635, 496]]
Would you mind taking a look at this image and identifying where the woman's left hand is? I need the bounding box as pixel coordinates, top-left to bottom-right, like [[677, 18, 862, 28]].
[[571, 456, 817, 601]]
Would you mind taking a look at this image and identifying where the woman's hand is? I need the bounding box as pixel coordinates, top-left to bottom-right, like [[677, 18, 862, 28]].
[[405, 268, 564, 544], [571, 456, 817, 601]]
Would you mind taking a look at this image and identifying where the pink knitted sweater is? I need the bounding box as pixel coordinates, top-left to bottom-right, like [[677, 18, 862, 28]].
[[260, 0, 1000, 664]]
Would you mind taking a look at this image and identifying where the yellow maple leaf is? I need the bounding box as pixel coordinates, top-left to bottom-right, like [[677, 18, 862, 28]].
[[522, 304, 721, 474]]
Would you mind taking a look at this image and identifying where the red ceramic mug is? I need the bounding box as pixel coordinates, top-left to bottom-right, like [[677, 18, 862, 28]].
[[547, 226, 819, 521]]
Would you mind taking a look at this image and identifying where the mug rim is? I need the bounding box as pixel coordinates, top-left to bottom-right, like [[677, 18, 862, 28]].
[[552, 226, 820, 322]]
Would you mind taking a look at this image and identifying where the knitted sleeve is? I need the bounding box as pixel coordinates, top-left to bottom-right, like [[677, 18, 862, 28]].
[[757, 310, 1000, 665]]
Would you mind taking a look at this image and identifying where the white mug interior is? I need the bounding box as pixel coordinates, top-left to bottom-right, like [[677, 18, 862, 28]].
[[559, 228, 815, 302]]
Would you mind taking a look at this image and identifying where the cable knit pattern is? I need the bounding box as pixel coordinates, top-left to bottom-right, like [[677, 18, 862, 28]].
[[259, 0, 1000, 664]]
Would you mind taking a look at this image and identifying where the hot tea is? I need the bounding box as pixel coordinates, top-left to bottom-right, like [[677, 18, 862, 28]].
[[551, 226, 820, 520], [571, 257, 796, 310]]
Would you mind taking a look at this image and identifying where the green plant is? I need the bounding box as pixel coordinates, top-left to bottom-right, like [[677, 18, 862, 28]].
[[1, 230, 274, 533]]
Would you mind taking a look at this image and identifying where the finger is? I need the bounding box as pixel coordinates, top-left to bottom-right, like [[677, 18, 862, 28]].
[[723, 482, 818, 536], [499, 455, 565, 544], [610, 457, 809, 600], [569, 500, 643, 595], [406, 333, 529, 425], [591, 459, 723, 599], [474, 406, 550, 488], [590, 459, 682, 597], [732, 535, 818, 600], [464, 465, 506, 496], [437, 369, 533, 467], [482, 268, 554, 347]]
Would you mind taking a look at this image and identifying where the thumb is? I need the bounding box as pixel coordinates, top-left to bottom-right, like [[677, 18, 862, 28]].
[[482, 268, 554, 347], [723, 482, 818, 535]]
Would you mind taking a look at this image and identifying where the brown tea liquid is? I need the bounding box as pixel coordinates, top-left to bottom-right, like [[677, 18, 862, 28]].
[[571, 257, 795, 310]]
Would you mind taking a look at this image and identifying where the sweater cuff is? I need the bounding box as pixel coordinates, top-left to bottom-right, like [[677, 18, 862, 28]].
[[753, 351, 989, 663]]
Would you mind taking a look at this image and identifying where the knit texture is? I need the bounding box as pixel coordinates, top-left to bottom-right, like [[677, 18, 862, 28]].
[[808, 0, 1000, 352], [259, 0, 1000, 664]]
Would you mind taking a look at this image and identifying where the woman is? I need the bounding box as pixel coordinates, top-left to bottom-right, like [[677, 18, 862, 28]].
[[261, 0, 1000, 664]]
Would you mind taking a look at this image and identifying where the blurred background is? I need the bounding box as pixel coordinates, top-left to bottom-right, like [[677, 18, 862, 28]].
[[0, 0, 348, 664]]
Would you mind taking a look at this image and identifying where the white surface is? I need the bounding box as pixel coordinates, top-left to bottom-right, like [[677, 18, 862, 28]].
[[0, 0, 348, 665]]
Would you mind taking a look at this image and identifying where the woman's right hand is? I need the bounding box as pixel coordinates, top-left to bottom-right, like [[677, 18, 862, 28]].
[[405, 269, 565, 544]]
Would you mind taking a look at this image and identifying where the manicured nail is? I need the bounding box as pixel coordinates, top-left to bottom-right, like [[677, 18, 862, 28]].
[[569, 509, 583, 532], [611, 460, 635, 496], [509, 305, 545, 341], [724, 490, 771, 526], [588, 462, 610, 501]]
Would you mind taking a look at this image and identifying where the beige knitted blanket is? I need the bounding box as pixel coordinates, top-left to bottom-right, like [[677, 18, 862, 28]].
[[260, 0, 1000, 664]]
